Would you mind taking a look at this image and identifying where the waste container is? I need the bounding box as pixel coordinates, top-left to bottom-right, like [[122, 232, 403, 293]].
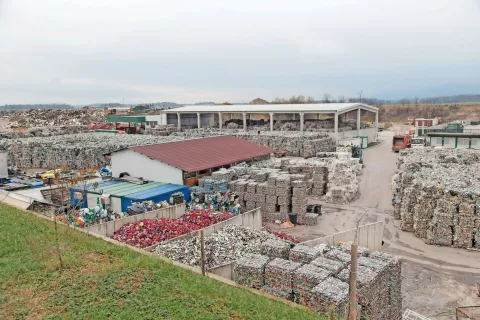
[[288, 212, 298, 224]]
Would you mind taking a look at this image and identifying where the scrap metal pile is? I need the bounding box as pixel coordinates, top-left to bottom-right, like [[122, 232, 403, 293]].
[[0, 133, 189, 169], [56, 207, 125, 227], [144, 124, 179, 136], [112, 209, 233, 248], [0, 125, 89, 139], [169, 129, 335, 157], [153, 224, 277, 268], [233, 244, 402, 320], [7, 107, 106, 128], [392, 149, 480, 248]]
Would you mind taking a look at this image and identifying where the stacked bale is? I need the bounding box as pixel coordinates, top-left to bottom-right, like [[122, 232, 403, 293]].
[[392, 149, 480, 249], [263, 258, 302, 300], [233, 254, 270, 289], [293, 264, 331, 305], [261, 239, 291, 259]]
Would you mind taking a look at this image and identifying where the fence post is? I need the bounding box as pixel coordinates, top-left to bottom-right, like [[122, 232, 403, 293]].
[[200, 230, 205, 276]]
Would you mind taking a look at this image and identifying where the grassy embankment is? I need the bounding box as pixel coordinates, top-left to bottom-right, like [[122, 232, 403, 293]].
[[0, 204, 322, 320]]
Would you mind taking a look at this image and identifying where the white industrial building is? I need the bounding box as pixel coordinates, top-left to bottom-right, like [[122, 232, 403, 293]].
[[162, 103, 379, 142], [110, 136, 276, 185]]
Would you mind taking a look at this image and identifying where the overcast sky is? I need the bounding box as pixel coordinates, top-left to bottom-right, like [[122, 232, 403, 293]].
[[1, 0, 480, 105]]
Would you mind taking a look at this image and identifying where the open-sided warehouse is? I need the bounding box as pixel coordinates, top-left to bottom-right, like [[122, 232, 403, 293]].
[[162, 103, 379, 142], [110, 136, 276, 185], [70, 180, 190, 212]]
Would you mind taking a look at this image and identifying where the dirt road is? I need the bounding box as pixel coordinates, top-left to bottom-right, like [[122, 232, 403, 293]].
[[350, 131, 397, 210]]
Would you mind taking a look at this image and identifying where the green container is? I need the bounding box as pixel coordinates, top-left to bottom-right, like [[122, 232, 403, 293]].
[[354, 136, 368, 149]]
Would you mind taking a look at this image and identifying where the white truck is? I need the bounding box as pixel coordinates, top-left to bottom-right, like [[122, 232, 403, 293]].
[[410, 137, 427, 149]]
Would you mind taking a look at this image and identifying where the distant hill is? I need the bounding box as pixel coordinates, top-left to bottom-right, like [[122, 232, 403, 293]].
[[0, 104, 74, 111]]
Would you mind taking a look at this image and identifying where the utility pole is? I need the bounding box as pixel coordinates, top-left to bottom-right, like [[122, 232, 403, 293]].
[[357, 91, 363, 103]]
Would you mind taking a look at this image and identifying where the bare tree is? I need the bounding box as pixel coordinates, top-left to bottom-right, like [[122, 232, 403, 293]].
[[413, 97, 419, 108], [306, 96, 315, 103], [338, 95, 346, 103], [323, 93, 331, 103], [399, 99, 410, 107]]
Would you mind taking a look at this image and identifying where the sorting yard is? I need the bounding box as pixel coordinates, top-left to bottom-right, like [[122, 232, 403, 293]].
[[2, 105, 480, 319]]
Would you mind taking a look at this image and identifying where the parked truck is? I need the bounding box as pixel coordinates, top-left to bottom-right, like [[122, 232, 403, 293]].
[[392, 134, 410, 152]]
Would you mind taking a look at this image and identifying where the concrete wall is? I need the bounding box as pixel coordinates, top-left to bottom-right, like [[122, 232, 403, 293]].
[[0, 152, 7, 178], [111, 149, 184, 185], [327, 127, 376, 143], [209, 263, 233, 279], [300, 221, 384, 251], [84, 203, 186, 237], [145, 114, 167, 125], [145, 208, 263, 251]]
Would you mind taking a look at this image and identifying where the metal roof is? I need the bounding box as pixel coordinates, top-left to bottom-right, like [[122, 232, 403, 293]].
[[72, 180, 166, 197], [162, 103, 377, 114], [123, 184, 188, 200], [130, 136, 276, 173]]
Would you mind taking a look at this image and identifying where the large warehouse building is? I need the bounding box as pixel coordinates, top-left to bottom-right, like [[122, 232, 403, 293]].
[[162, 103, 379, 142], [110, 136, 276, 185]]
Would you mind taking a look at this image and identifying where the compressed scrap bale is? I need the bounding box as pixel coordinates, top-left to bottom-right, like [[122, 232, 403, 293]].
[[264, 258, 302, 293], [325, 249, 352, 264], [292, 180, 307, 188], [289, 245, 323, 264], [247, 182, 258, 193], [262, 286, 293, 301], [302, 212, 318, 226], [311, 277, 349, 319], [293, 187, 307, 198], [311, 257, 345, 275], [276, 187, 292, 197], [265, 195, 278, 205], [257, 182, 268, 194], [261, 239, 291, 259], [336, 265, 381, 305], [293, 264, 331, 305], [266, 186, 277, 196], [275, 175, 291, 187], [233, 253, 270, 289]]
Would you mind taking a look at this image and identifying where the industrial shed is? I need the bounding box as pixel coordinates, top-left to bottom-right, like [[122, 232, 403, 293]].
[[70, 180, 190, 212], [162, 103, 379, 142], [110, 136, 276, 185]]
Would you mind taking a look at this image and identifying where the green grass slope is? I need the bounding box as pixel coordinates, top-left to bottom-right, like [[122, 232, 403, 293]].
[[0, 204, 322, 320]]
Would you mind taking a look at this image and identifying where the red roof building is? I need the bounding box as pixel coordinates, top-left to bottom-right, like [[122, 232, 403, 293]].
[[110, 136, 276, 185]]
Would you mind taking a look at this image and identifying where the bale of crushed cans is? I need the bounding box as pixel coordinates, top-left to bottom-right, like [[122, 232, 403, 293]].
[[289, 244, 323, 264], [293, 264, 331, 305], [311, 277, 349, 319], [310, 257, 345, 275], [264, 258, 302, 296], [261, 239, 292, 259], [233, 254, 270, 289]]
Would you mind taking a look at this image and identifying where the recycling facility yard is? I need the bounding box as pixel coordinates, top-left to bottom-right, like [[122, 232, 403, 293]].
[[1, 106, 480, 319]]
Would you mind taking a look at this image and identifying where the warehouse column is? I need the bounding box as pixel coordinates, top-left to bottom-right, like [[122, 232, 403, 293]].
[[334, 112, 338, 138], [197, 113, 201, 129], [300, 112, 304, 132], [242, 112, 247, 131], [218, 112, 223, 130], [269, 112, 274, 132], [375, 111, 379, 142], [357, 108, 361, 137], [177, 112, 181, 130]]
